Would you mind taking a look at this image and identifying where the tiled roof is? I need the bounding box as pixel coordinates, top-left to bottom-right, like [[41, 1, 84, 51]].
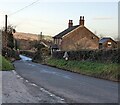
[[99, 37, 114, 43], [53, 25, 79, 38]]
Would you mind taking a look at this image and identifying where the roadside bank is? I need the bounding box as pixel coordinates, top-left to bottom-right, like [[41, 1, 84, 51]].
[[0, 55, 14, 71], [45, 58, 119, 82]]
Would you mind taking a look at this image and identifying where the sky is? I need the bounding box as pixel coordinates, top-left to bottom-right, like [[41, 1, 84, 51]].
[[0, 0, 119, 40]]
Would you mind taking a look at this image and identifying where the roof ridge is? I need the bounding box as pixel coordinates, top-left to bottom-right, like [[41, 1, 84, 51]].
[[53, 25, 80, 38]]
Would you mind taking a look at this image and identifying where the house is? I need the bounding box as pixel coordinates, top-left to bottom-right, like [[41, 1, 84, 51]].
[[99, 37, 117, 49], [52, 16, 99, 51], [116, 40, 120, 49]]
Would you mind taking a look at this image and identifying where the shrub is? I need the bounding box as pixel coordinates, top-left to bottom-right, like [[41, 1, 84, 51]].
[[52, 49, 120, 63], [2, 47, 20, 60]]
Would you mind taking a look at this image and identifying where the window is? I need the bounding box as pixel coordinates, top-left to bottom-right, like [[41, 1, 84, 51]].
[[107, 42, 112, 47]]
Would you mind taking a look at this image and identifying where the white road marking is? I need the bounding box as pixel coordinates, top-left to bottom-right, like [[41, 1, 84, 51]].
[[12, 70, 17, 75], [40, 88, 44, 90], [25, 80, 29, 83], [20, 77, 23, 80], [16, 75, 21, 78], [60, 98, 64, 101], [30, 83, 38, 87], [39, 88, 64, 101]]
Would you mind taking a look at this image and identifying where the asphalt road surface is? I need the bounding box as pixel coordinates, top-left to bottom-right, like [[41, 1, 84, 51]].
[[13, 55, 118, 103], [2, 71, 65, 103]]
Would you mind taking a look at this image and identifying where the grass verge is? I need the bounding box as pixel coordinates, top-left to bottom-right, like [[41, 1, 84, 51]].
[[46, 58, 119, 82], [0, 55, 14, 71]]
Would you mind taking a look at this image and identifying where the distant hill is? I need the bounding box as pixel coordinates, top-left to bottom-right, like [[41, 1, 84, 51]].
[[13, 32, 53, 41], [13, 32, 53, 50]]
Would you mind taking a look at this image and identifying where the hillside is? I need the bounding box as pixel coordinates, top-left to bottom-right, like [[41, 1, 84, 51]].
[[13, 32, 53, 41], [13, 32, 53, 50]]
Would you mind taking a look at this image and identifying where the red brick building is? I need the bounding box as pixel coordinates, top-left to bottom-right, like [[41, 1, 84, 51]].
[[52, 16, 99, 51]]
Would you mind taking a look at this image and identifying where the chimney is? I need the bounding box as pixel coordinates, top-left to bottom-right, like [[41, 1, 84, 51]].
[[79, 16, 85, 26], [5, 15, 7, 32], [68, 20, 73, 28]]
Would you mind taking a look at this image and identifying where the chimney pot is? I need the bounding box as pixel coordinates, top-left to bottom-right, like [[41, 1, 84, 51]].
[[68, 20, 73, 28], [79, 16, 85, 26]]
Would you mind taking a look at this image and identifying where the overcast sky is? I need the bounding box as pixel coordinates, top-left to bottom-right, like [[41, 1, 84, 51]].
[[0, 0, 119, 39]]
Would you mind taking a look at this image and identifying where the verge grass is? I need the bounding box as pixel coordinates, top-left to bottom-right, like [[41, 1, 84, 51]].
[[0, 55, 14, 71], [46, 58, 119, 81]]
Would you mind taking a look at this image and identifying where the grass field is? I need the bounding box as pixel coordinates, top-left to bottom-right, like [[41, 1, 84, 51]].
[[46, 58, 119, 81], [0, 55, 14, 71]]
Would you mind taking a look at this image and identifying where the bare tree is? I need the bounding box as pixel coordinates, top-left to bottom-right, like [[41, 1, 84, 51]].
[[1, 24, 16, 34]]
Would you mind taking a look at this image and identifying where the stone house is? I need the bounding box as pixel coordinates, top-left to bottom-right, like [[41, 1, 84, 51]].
[[52, 16, 99, 51], [99, 37, 117, 49]]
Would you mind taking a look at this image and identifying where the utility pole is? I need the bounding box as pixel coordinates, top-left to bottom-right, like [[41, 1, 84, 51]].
[[38, 32, 42, 43], [5, 15, 7, 32], [40, 32, 42, 41]]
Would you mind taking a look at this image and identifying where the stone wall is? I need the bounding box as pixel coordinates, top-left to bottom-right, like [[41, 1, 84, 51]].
[[61, 26, 99, 51]]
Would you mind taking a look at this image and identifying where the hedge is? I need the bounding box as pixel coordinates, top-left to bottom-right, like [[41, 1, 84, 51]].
[[2, 47, 20, 60], [52, 49, 120, 63]]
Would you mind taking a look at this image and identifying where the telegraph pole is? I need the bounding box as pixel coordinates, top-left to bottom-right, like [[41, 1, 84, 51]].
[[40, 32, 42, 41], [5, 15, 7, 32], [38, 32, 42, 43]]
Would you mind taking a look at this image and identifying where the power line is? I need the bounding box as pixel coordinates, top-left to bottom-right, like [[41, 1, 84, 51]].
[[9, 0, 39, 16]]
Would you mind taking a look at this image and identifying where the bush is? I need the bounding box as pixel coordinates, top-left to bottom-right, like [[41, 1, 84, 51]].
[[2, 47, 20, 60], [52, 49, 120, 63], [32, 51, 43, 62], [32, 47, 51, 63], [7, 33, 14, 49]]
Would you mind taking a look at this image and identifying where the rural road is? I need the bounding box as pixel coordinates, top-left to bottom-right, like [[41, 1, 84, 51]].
[[2, 71, 65, 103], [13, 55, 118, 103]]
